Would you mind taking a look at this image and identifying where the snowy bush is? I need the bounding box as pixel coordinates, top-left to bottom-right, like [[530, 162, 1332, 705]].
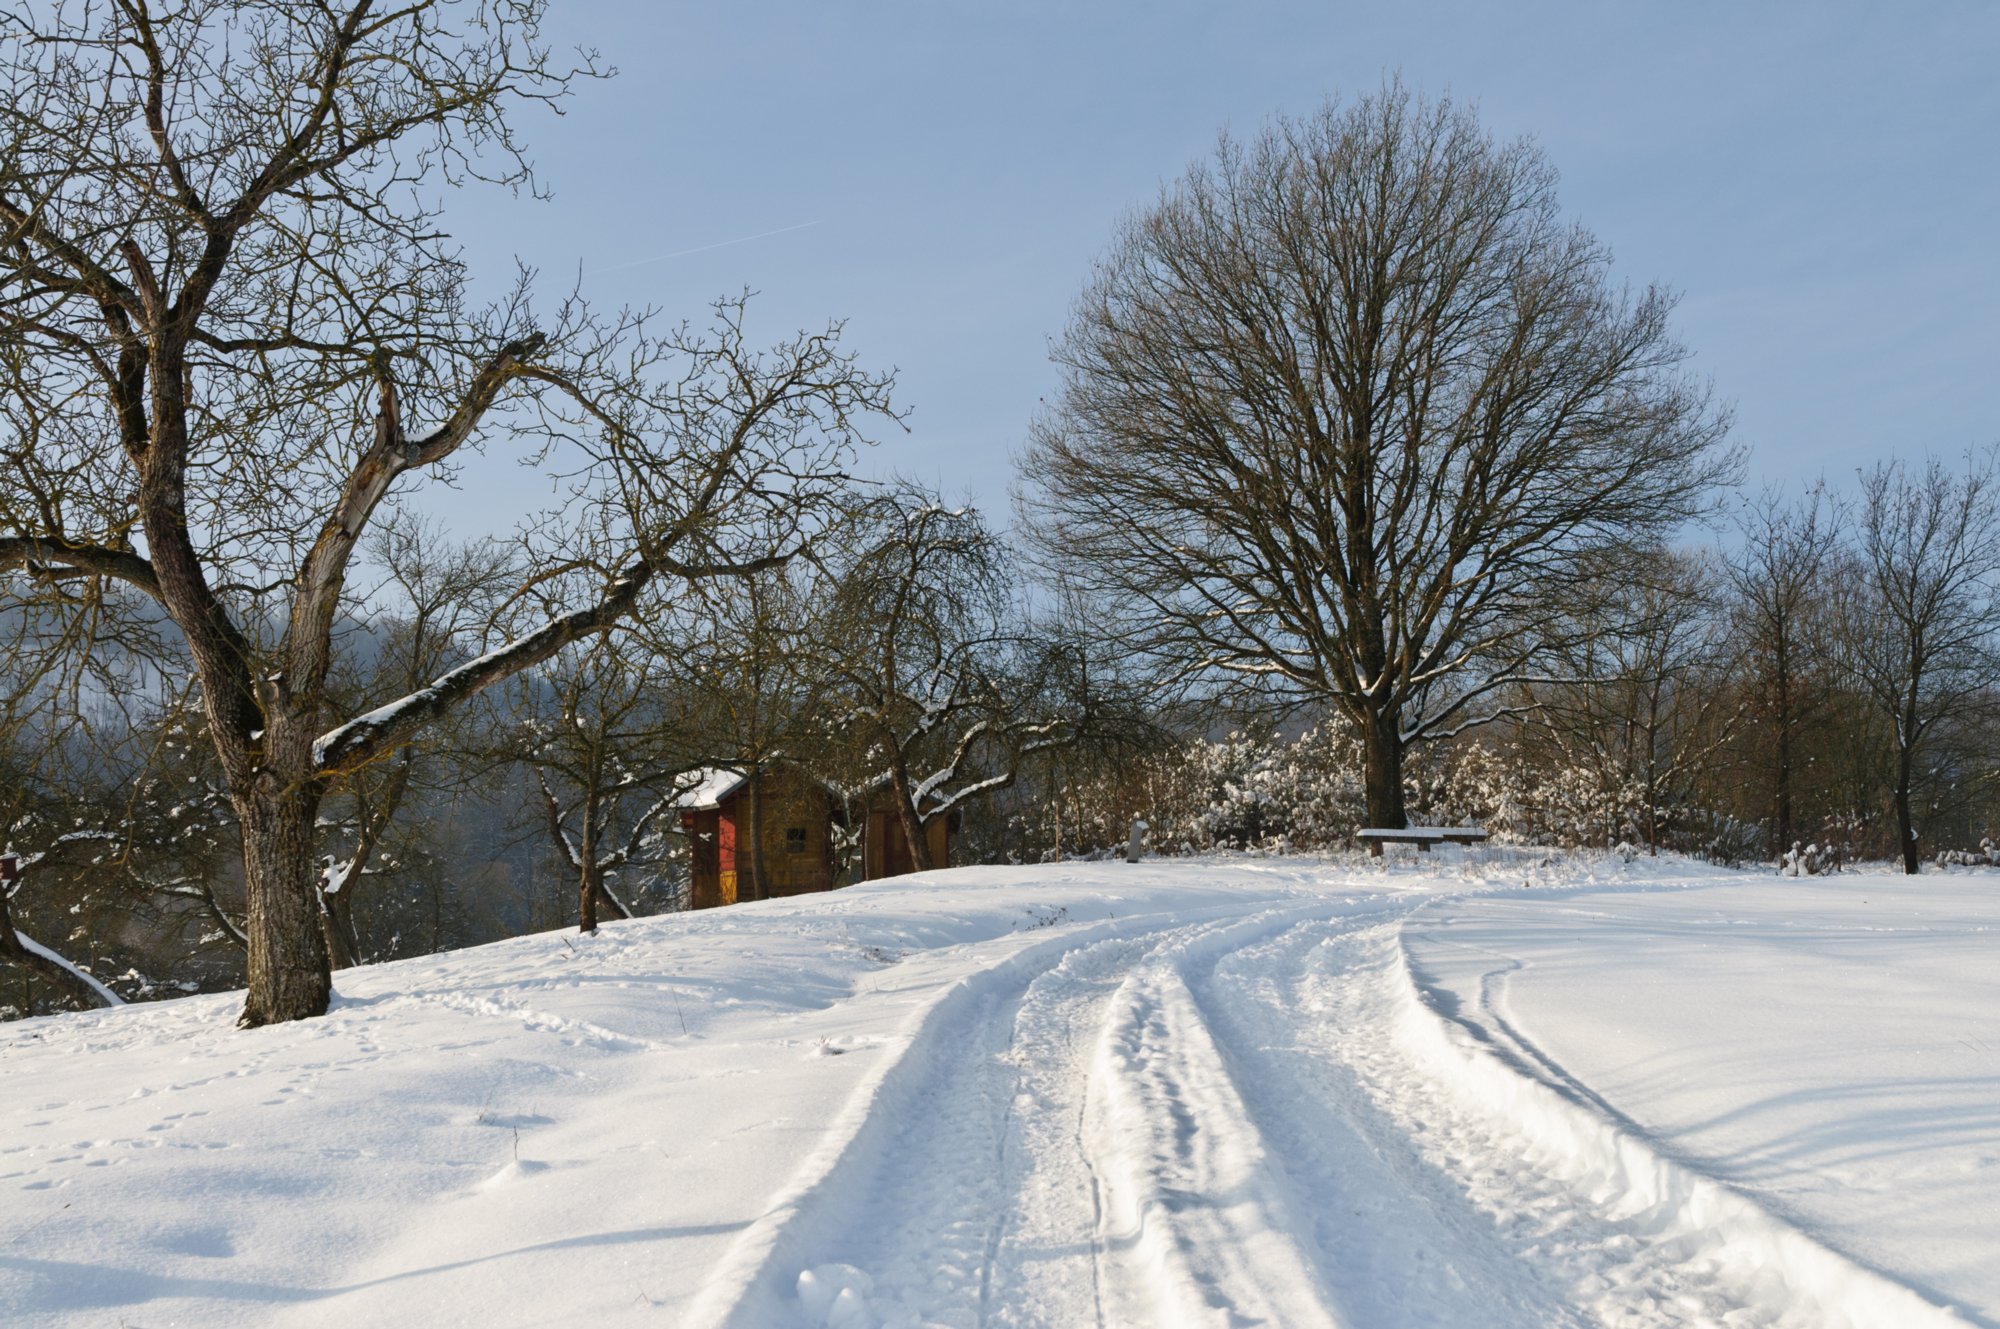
[[1933, 838, 2000, 869], [1417, 741, 1641, 850], [982, 717, 1761, 863], [1813, 812, 1871, 870], [1146, 722, 1367, 854]]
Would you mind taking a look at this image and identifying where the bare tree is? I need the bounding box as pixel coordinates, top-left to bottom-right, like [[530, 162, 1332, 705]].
[[1840, 452, 2000, 874], [815, 486, 1099, 870], [1, 847, 126, 1011], [95, 692, 247, 956], [1020, 85, 1733, 829], [679, 565, 830, 901], [0, 673, 121, 1012], [1525, 549, 1742, 854], [1725, 486, 1840, 858], [511, 629, 705, 932], [0, 2, 895, 1025], [0, 608, 218, 1010]]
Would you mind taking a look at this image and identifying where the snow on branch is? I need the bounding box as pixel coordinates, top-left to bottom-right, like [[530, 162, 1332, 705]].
[[313, 562, 655, 772], [11, 931, 125, 1007]]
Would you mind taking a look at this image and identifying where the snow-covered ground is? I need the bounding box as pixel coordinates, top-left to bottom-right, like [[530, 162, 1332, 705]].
[[2, 853, 1994, 1327]]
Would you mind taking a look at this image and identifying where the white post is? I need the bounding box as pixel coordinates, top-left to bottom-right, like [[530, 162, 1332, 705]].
[[1125, 819, 1148, 864]]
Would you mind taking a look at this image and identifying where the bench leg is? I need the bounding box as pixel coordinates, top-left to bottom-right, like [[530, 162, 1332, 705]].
[[1416, 840, 1430, 852], [1366, 840, 1382, 858]]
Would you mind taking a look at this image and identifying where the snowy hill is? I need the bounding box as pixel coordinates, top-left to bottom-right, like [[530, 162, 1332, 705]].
[[2, 854, 1994, 1328]]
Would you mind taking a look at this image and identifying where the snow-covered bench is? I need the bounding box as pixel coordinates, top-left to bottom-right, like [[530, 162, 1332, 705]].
[[1356, 825, 1490, 856]]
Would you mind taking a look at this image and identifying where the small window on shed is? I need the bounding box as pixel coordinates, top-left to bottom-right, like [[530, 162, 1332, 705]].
[[785, 826, 808, 853]]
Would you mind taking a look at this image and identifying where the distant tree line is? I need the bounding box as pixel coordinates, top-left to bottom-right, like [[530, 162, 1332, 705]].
[[989, 461, 2000, 873]]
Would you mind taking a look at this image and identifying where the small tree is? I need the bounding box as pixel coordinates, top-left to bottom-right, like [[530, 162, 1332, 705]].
[[815, 487, 1096, 870], [0, 2, 895, 1024], [313, 518, 523, 965], [0, 606, 217, 1010], [511, 630, 706, 932], [678, 566, 830, 900], [0, 693, 129, 1012], [1840, 452, 2000, 874], [1725, 487, 1840, 858], [0, 846, 126, 1012], [1020, 84, 1733, 829], [1525, 550, 1741, 854]]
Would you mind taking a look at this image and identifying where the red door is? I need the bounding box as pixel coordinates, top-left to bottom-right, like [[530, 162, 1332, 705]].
[[717, 808, 739, 903]]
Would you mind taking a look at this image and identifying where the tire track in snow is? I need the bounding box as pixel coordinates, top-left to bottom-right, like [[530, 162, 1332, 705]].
[[685, 897, 1365, 1328], [1400, 929, 1634, 1129], [1191, 911, 1966, 1327], [1186, 919, 1595, 1328], [689, 883, 1964, 1329], [1066, 903, 1389, 1329], [1085, 951, 1344, 1327], [1379, 924, 1971, 1329]]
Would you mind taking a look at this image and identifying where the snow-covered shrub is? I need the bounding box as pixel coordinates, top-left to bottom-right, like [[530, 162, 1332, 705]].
[[1135, 724, 1685, 856], [1672, 807, 1765, 867], [1146, 721, 1367, 854], [1408, 742, 1518, 836], [1933, 838, 2000, 869], [1416, 740, 1638, 850], [981, 716, 1758, 863], [1815, 811, 1871, 870]]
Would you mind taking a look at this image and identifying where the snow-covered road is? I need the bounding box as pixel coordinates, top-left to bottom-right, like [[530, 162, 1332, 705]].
[[2, 856, 1993, 1327]]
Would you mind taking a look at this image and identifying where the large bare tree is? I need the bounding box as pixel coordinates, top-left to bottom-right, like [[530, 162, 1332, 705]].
[[1840, 452, 2000, 874], [0, 1, 894, 1024], [1020, 85, 1733, 829]]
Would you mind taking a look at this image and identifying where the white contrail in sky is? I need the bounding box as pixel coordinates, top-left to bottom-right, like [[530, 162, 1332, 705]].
[[587, 220, 824, 275]]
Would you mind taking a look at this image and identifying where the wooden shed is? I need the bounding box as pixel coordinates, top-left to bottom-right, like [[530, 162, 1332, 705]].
[[678, 766, 954, 909], [858, 804, 950, 882]]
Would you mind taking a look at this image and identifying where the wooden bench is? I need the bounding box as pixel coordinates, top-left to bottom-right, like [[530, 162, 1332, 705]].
[[1356, 826, 1490, 856]]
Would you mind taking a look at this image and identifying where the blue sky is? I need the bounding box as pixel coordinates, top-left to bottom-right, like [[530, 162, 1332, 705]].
[[442, 1, 2000, 520]]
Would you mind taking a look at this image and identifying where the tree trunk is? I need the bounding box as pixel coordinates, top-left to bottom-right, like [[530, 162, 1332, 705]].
[[579, 853, 632, 927], [1772, 649, 1795, 857], [578, 791, 600, 933], [889, 757, 934, 872], [595, 878, 633, 920], [237, 786, 334, 1027], [1644, 747, 1661, 855], [745, 767, 767, 901], [319, 885, 360, 970], [1360, 708, 1407, 831], [1894, 746, 1920, 875], [319, 756, 411, 968], [1774, 722, 1795, 857]]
